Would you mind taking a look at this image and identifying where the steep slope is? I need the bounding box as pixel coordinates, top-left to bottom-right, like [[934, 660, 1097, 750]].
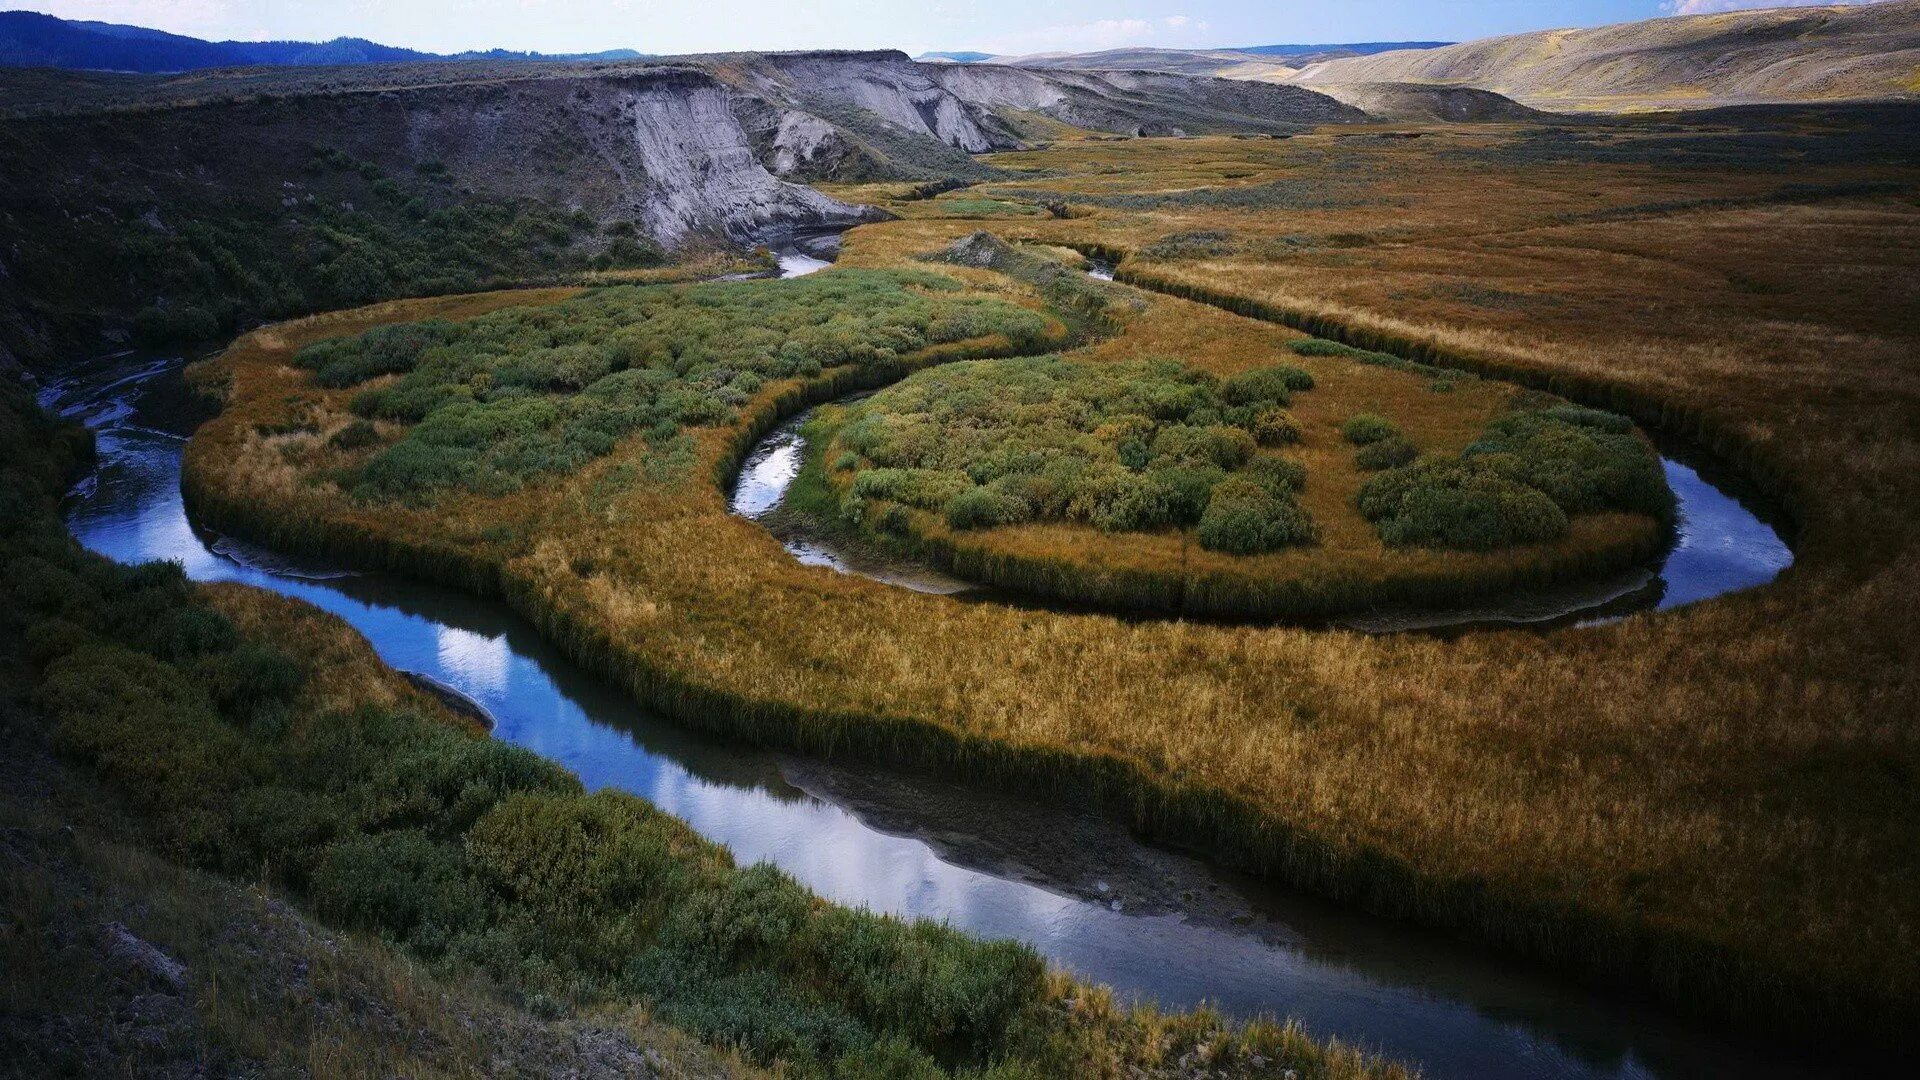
[[1285, 1, 1920, 111], [0, 65, 875, 365], [707, 51, 1365, 180], [0, 50, 1366, 365]]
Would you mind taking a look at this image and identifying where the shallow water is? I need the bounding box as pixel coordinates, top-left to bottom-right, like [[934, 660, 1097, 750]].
[[40, 326, 1814, 1079]]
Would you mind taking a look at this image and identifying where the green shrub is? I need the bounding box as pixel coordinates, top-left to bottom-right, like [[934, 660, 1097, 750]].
[[1197, 477, 1317, 554], [311, 830, 492, 956], [945, 486, 1033, 530], [328, 419, 381, 450], [1250, 407, 1302, 447], [1220, 364, 1311, 406], [1463, 407, 1672, 517], [1355, 436, 1418, 471], [1244, 455, 1307, 496], [850, 468, 974, 511], [199, 641, 305, 723], [320, 271, 1048, 500], [1341, 413, 1400, 446], [1358, 460, 1570, 549], [835, 355, 1320, 547]]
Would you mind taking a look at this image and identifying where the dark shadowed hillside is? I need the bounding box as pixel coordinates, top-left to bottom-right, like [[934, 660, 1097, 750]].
[[0, 48, 1365, 369]]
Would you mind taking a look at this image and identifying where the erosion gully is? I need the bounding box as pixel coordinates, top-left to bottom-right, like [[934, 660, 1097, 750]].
[[42, 239, 1813, 1080]]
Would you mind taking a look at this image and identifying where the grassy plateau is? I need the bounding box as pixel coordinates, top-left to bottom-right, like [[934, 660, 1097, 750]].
[[174, 106, 1920, 1062]]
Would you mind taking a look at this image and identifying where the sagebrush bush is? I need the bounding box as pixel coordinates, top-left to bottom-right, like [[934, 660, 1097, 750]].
[[1358, 460, 1569, 549], [1341, 413, 1400, 446], [1354, 402, 1663, 549], [298, 271, 1049, 501], [1251, 407, 1302, 447], [1355, 436, 1418, 471], [832, 355, 1314, 546], [1464, 407, 1672, 517], [1197, 477, 1319, 554]]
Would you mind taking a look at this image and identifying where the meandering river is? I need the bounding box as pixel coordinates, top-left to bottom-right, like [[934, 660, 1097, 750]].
[[40, 251, 1813, 1079]]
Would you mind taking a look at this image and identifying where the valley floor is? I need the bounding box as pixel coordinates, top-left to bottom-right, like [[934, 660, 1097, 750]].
[[10, 103, 1918, 1077]]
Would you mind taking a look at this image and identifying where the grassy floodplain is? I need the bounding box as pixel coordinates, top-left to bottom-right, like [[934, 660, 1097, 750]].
[[1, 366, 1404, 1077], [183, 106, 1919, 1058]]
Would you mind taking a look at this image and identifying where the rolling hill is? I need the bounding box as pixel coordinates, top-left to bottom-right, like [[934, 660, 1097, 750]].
[[1283, 0, 1920, 111], [924, 42, 1449, 80]]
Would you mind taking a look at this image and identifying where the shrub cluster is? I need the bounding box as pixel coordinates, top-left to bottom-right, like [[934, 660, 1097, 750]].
[[833, 355, 1317, 553], [293, 271, 1051, 500], [0, 423, 1050, 1078], [1289, 337, 1477, 387], [0, 383, 1395, 1080], [1357, 404, 1671, 549], [1340, 413, 1418, 472], [1340, 413, 1399, 446], [110, 175, 645, 347]]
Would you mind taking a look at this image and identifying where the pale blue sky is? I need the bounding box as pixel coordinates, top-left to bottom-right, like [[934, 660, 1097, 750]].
[[19, 1, 1890, 57]]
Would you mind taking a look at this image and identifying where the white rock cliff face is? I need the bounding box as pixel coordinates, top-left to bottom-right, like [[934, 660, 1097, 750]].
[[769, 110, 844, 176], [616, 78, 869, 244], [740, 52, 1020, 153]]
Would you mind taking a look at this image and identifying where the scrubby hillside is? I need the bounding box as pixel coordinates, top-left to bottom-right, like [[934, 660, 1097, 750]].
[[1285, 0, 1920, 111], [0, 65, 873, 368], [0, 50, 1365, 368]]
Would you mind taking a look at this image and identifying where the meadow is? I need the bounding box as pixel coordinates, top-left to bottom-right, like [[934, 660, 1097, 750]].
[[0, 369, 1400, 1078], [182, 106, 1920, 1059]]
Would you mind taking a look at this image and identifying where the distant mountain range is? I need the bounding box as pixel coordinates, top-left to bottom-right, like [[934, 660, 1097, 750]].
[[0, 10, 645, 72]]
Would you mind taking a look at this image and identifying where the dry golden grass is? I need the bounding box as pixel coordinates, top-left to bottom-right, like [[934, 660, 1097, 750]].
[[184, 117, 1920, 1051]]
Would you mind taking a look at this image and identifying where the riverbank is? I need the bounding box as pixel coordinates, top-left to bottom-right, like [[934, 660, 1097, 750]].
[[178, 238, 1916, 1059], [2, 374, 1409, 1080], [57, 351, 1825, 1079], [738, 400, 1784, 632]]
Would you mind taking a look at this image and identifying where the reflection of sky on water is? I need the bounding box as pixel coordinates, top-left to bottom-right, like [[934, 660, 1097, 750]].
[[1657, 458, 1791, 609], [435, 625, 513, 698], [41, 354, 1825, 1080]]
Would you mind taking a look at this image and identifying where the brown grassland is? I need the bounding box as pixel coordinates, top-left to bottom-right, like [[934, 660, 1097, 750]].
[[183, 110, 1920, 1054]]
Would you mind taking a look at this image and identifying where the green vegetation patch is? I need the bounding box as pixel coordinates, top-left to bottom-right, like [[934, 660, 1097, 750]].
[[832, 355, 1317, 553], [1358, 404, 1672, 549], [1290, 337, 1477, 386], [1, 379, 1395, 1080], [294, 270, 1052, 501]]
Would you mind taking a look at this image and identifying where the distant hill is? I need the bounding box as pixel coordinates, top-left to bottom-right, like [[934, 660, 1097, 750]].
[[968, 41, 1451, 78], [0, 10, 643, 73], [1282, 1, 1920, 111], [916, 51, 994, 64], [1233, 42, 1451, 59]]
